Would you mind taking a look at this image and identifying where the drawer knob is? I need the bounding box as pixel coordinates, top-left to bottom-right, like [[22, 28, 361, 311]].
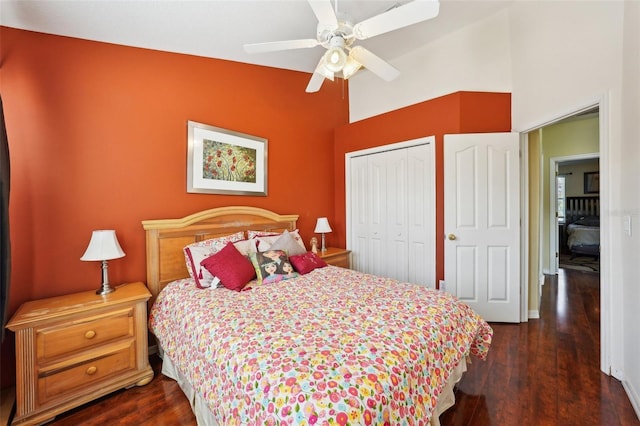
[[84, 330, 96, 339], [86, 366, 97, 375]]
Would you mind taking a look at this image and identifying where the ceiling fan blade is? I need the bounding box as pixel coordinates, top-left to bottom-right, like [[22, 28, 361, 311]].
[[306, 57, 335, 93], [350, 46, 400, 81], [306, 72, 326, 93], [308, 0, 338, 29], [353, 0, 440, 40], [244, 38, 319, 54]]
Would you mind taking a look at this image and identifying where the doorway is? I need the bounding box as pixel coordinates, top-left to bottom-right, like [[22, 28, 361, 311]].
[[526, 103, 609, 375], [540, 110, 600, 275], [553, 156, 600, 274]]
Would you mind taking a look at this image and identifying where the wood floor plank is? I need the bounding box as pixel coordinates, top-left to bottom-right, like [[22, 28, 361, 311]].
[[39, 268, 638, 425]]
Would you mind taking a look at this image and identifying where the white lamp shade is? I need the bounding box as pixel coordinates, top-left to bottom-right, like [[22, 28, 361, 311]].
[[314, 217, 332, 234], [81, 230, 126, 261], [342, 54, 362, 79], [323, 46, 347, 73]]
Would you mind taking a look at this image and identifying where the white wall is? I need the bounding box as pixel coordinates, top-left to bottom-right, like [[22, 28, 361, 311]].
[[620, 0, 640, 417], [348, 0, 639, 417], [558, 160, 600, 197], [348, 10, 512, 123]]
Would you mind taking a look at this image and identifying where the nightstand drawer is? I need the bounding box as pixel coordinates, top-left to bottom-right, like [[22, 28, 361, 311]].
[[319, 247, 351, 269], [36, 307, 134, 361], [38, 340, 136, 404], [325, 256, 349, 268]]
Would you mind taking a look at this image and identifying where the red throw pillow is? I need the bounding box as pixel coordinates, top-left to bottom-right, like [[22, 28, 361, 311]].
[[289, 252, 328, 275], [201, 242, 256, 291]]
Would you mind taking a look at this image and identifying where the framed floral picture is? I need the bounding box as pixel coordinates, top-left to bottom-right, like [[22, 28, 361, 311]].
[[187, 121, 267, 195]]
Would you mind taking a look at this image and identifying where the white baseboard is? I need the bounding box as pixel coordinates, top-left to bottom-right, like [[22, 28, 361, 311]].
[[528, 310, 540, 319], [612, 367, 625, 381], [623, 378, 640, 421]]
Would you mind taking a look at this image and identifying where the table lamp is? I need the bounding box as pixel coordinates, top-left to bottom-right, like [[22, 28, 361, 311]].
[[314, 217, 332, 252], [81, 230, 125, 295]]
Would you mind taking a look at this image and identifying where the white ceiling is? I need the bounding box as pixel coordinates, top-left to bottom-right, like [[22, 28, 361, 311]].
[[0, 0, 512, 75]]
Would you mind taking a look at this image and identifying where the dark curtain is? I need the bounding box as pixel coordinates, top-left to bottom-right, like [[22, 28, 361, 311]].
[[0, 95, 10, 343]]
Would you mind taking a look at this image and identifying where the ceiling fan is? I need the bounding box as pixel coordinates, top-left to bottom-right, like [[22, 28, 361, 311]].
[[244, 0, 440, 93]]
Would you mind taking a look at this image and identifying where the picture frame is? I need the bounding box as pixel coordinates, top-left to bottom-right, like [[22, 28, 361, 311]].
[[584, 171, 599, 194], [187, 120, 267, 196]]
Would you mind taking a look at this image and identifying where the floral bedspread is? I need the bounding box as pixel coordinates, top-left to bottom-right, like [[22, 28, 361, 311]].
[[149, 266, 492, 426]]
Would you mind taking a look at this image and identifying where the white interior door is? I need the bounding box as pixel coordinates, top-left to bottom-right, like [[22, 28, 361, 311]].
[[444, 133, 520, 323]]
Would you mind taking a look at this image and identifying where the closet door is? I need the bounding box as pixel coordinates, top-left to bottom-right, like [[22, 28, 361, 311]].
[[350, 155, 370, 273], [366, 150, 388, 278], [347, 139, 435, 287], [407, 144, 434, 285], [381, 149, 409, 281]]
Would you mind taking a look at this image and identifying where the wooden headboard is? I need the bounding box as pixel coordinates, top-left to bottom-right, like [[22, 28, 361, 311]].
[[142, 206, 298, 303], [566, 196, 600, 224]]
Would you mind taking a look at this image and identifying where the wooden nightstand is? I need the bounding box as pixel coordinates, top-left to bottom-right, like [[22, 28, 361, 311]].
[[319, 247, 351, 269], [6, 282, 154, 425]]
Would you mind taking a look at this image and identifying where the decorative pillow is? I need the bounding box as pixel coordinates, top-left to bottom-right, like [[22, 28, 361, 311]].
[[232, 239, 258, 256], [265, 230, 307, 256], [201, 242, 256, 292], [253, 229, 307, 251], [247, 230, 279, 239], [248, 249, 299, 287], [289, 251, 328, 275], [183, 231, 244, 288]]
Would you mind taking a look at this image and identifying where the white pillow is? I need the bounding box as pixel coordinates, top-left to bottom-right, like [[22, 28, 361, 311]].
[[254, 229, 306, 252], [232, 239, 258, 256], [267, 231, 307, 256]]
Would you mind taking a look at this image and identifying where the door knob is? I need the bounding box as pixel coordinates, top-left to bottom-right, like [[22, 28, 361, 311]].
[[447, 234, 457, 240]]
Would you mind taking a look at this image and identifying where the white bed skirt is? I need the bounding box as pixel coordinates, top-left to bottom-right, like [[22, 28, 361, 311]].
[[158, 345, 468, 426]]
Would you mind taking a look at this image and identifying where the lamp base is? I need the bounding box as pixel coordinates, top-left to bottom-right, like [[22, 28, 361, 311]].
[[96, 260, 116, 295], [96, 284, 115, 295]]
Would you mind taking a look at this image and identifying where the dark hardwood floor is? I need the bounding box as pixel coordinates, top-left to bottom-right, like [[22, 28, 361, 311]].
[[47, 268, 638, 425], [440, 268, 638, 426]]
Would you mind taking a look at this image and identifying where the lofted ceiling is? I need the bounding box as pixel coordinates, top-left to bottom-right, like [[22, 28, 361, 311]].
[[0, 0, 512, 76]]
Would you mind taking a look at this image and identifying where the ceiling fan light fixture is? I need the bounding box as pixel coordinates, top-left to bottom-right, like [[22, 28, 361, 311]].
[[247, 0, 440, 92], [323, 45, 347, 73], [342, 55, 362, 79], [317, 63, 335, 80]]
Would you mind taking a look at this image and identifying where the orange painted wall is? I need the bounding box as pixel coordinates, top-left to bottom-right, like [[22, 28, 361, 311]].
[[0, 27, 349, 385], [333, 91, 512, 282]]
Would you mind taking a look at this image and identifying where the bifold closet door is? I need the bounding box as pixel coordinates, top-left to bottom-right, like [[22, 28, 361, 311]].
[[349, 143, 434, 286], [350, 154, 370, 274], [407, 144, 434, 285], [370, 148, 408, 281]]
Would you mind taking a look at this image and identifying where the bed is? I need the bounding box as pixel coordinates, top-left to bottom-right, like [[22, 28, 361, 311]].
[[143, 206, 493, 425], [565, 196, 600, 259]]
